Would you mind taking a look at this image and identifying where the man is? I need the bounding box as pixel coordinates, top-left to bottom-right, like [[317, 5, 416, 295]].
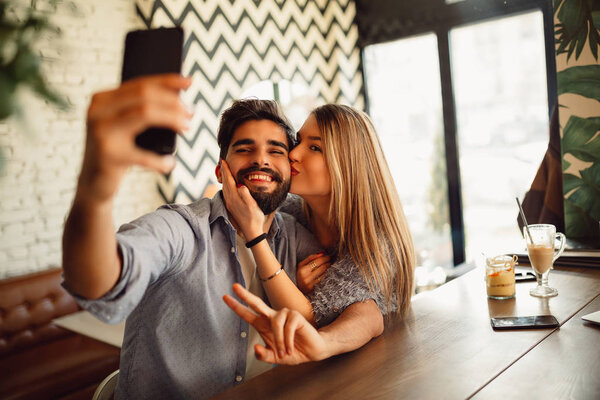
[[62, 74, 382, 399]]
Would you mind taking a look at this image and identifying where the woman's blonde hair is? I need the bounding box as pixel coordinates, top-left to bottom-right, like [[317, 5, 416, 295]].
[[311, 104, 416, 317]]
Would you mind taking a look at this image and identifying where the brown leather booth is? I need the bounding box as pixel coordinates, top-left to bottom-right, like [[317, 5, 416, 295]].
[[0, 268, 120, 400]]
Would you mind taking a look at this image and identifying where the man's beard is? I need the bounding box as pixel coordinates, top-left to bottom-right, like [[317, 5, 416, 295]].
[[236, 166, 291, 215]]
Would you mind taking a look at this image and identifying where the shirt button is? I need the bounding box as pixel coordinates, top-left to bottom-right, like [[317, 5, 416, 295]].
[[240, 331, 247, 338], [236, 375, 243, 382], [231, 247, 235, 253], [333, 307, 339, 313]]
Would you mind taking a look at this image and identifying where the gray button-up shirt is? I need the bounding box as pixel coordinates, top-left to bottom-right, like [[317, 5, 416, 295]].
[[68, 193, 321, 399]]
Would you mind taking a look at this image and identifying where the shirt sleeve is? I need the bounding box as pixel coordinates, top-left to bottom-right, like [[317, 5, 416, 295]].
[[68, 207, 196, 324], [293, 219, 323, 270], [279, 194, 309, 229], [308, 253, 396, 327]]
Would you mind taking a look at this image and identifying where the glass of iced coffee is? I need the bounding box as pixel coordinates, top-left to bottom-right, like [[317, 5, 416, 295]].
[[525, 224, 566, 297]]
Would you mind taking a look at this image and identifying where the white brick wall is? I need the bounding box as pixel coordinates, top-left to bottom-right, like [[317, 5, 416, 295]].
[[0, 1, 164, 278]]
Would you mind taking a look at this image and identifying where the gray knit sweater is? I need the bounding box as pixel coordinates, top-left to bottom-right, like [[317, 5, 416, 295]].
[[280, 195, 397, 327]]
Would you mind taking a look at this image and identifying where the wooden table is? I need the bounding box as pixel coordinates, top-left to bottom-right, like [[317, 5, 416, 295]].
[[474, 291, 600, 399], [53, 310, 125, 348], [212, 266, 600, 400]]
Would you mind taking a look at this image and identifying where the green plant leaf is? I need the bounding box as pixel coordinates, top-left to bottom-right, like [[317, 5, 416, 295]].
[[561, 115, 600, 162], [555, 0, 599, 61], [563, 173, 583, 193], [557, 0, 586, 32], [593, 10, 600, 31], [569, 180, 600, 219], [589, 27, 599, 60], [0, 146, 5, 175], [27, 74, 68, 109], [557, 65, 600, 101], [556, 0, 588, 58], [564, 197, 598, 238], [0, 68, 16, 119], [0, 23, 18, 44], [575, 25, 588, 59], [0, 0, 69, 119], [565, 163, 600, 239], [578, 163, 600, 215], [11, 47, 40, 81]]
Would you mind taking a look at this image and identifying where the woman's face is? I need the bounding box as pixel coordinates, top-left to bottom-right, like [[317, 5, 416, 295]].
[[289, 114, 331, 198]]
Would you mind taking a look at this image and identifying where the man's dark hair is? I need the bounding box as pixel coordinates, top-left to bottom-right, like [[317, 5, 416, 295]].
[[217, 99, 295, 159]]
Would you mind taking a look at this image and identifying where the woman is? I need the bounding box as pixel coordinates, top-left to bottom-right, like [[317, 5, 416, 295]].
[[221, 104, 415, 327]]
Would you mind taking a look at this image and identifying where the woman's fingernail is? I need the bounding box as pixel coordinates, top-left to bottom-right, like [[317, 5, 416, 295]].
[[236, 183, 243, 188], [278, 350, 284, 358]]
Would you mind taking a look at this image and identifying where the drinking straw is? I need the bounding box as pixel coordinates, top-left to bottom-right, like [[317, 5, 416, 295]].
[[516, 197, 534, 245]]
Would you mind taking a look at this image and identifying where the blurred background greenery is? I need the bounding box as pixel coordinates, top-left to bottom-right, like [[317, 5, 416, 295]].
[[0, 0, 69, 173], [555, 0, 600, 241]]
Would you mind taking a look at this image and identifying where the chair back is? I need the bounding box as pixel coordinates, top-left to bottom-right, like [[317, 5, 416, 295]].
[[92, 369, 119, 400]]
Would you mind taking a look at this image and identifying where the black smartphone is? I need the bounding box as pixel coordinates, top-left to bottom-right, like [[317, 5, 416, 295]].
[[515, 271, 536, 282], [121, 27, 184, 154], [491, 315, 559, 330]]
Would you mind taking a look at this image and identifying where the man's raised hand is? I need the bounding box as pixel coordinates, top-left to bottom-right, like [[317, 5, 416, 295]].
[[80, 74, 192, 202]]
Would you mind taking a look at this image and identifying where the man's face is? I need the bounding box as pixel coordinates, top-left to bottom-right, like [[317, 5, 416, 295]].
[[221, 119, 291, 215]]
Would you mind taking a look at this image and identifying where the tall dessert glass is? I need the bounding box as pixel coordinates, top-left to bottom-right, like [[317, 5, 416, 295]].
[[525, 224, 565, 297]]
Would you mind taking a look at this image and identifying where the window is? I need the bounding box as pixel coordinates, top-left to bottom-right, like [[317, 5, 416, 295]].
[[363, 34, 453, 288], [450, 11, 549, 258], [361, 0, 556, 275]]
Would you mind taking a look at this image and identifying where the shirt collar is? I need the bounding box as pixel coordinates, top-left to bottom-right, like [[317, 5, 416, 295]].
[[208, 191, 228, 225]]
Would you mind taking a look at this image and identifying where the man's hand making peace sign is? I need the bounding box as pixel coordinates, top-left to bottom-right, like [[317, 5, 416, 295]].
[[223, 283, 329, 365]]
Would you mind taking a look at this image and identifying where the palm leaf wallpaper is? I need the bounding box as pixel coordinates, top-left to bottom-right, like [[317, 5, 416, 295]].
[[555, 0, 600, 242]]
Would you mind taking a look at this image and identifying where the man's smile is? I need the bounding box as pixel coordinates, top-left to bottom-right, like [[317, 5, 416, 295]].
[[237, 166, 283, 185], [245, 173, 274, 183]]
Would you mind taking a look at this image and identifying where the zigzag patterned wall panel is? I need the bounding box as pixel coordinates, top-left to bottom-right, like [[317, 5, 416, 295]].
[[134, 0, 364, 204]]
